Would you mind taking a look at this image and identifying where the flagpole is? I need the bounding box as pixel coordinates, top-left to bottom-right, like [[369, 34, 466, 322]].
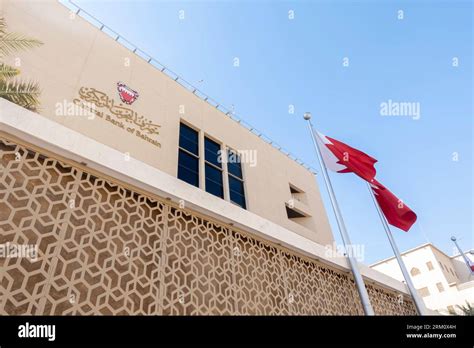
[[304, 113, 375, 316], [450, 236, 474, 275], [365, 181, 427, 315]]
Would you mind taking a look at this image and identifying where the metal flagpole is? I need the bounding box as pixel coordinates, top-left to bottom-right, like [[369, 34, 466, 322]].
[[365, 181, 427, 315], [451, 236, 474, 275], [304, 113, 375, 316]]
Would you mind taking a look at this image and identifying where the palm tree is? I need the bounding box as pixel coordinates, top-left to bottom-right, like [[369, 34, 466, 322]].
[[0, 17, 43, 112], [456, 301, 474, 316]]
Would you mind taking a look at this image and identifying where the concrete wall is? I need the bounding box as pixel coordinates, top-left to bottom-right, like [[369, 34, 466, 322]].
[[452, 251, 474, 282], [0, 0, 335, 245], [430, 248, 459, 285], [1, 98, 415, 297]]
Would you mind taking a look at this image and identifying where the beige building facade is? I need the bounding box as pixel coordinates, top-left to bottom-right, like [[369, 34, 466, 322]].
[[0, 0, 333, 245], [371, 243, 474, 315], [0, 0, 417, 315]]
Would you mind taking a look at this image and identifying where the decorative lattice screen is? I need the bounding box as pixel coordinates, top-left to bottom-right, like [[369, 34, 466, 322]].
[[0, 136, 416, 315]]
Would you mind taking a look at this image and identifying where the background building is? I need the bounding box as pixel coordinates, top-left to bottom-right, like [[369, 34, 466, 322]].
[[371, 243, 474, 315], [0, 0, 416, 315]]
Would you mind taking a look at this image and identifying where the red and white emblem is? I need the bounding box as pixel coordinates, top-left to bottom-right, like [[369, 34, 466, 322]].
[[117, 82, 139, 105]]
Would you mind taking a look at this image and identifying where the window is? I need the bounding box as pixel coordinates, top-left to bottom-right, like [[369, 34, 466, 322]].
[[227, 149, 246, 209], [418, 287, 430, 297], [286, 184, 310, 220], [410, 267, 421, 276], [204, 137, 224, 198], [426, 261, 434, 271], [176, 123, 247, 208], [286, 205, 307, 218], [289, 184, 307, 205], [439, 261, 448, 272], [178, 123, 199, 187], [290, 185, 300, 194], [436, 282, 445, 292]]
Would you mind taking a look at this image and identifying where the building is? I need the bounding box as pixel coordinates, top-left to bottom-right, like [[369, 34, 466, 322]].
[[371, 243, 474, 315], [0, 0, 416, 315]]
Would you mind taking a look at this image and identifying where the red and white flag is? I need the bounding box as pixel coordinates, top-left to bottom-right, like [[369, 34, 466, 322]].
[[315, 131, 378, 182], [315, 129, 417, 232], [468, 258, 474, 272], [369, 179, 417, 232]]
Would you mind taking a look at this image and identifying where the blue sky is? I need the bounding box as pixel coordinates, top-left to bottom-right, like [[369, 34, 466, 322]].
[[66, 0, 472, 264]]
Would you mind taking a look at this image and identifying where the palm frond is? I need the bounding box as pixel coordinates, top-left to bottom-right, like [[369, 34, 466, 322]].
[[0, 32, 43, 57], [0, 63, 20, 80], [0, 18, 6, 36], [456, 301, 474, 316], [0, 78, 41, 112]]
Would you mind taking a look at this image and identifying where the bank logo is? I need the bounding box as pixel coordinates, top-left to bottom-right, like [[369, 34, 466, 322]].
[[117, 82, 139, 105]]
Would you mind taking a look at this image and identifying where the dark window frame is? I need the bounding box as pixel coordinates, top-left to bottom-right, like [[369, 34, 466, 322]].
[[227, 148, 246, 209], [204, 136, 224, 198], [178, 122, 200, 187]]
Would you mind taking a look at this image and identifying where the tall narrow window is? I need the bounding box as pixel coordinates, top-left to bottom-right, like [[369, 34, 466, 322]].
[[204, 137, 224, 198], [227, 149, 246, 209], [426, 261, 434, 271], [178, 123, 199, 187]]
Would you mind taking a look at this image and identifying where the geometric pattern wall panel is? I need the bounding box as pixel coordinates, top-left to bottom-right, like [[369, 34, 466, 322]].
[[0, 140, 80, 315], [279, 251, 364, 315], [0, 136, 417, 315], [231, 231, 289, 315], [42, 174, 166, 315], [367, 283, 417, 316], [162, 208, 234, 315]]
